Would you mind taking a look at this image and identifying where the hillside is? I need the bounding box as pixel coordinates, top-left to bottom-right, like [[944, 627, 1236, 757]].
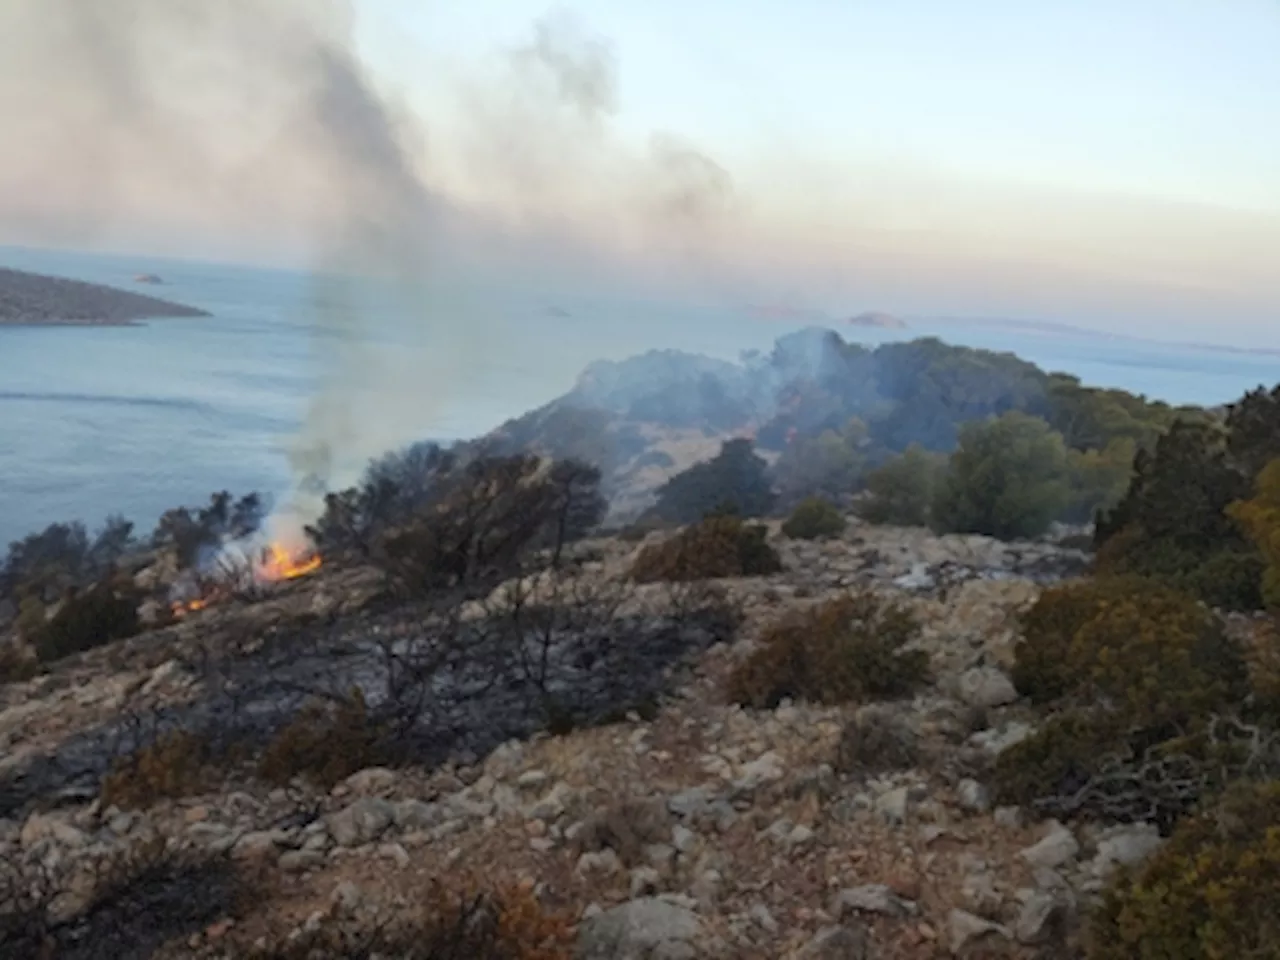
[[0, 267, 210, 327], [0, 511, 1122, 959]]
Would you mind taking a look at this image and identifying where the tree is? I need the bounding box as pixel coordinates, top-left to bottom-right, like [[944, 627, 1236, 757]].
[[1062, 438, 1136, 524], [151, 491, 266, 569], [1226, 383, 1280, 480], [1095, 419, 1261, 610], [931, 412, 1070, 540], [858, 444, 948, 527], [1227, 457, 1280, 609], [770, 419, 867, 508], [646, 438, 776, 524]]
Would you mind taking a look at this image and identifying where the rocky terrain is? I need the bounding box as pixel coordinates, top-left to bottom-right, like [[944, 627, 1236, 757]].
[[0, 267, 210, 326], [0, 514, 1170, 959]]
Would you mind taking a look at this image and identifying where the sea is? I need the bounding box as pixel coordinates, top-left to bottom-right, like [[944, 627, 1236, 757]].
[[3, 244, 1280, 549]]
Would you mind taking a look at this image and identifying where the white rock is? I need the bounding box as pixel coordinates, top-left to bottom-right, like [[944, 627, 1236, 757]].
[[948, 908, 1010, 955], [1091, 823, 1164, 878], [957, 666, 1019, 708], [1020, 822, 1079, 869]]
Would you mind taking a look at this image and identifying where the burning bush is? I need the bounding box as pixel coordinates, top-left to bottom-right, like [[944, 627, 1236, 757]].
[[726, 590, 929, 708], [319, 452, 604, 597], [629, 515, 782, 582], [151, 491, 266, 570]]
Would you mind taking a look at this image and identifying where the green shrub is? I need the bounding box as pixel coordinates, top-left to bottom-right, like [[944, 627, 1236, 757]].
[[1011, 576, 1248, 728], [629, 515, 783, 582], [1088, 779, 1280, 959], [726, 591, 929, 708], [781, 497, 847, 540], [30, 579, 141, 663], [1012, 577, 1146, 704]]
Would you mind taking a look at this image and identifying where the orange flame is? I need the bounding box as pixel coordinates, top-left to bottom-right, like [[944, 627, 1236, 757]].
[[257, 543, 322, 582], [169, 542, 321, 618]]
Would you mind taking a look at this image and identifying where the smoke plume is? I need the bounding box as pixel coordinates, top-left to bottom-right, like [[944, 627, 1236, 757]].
[[0, 1, 746, 542]]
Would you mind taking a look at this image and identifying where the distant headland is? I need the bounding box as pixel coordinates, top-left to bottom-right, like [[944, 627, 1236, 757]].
[[0, 266, 210, 327]]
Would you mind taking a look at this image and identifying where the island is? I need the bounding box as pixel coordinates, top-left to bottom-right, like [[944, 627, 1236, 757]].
[[847, 310, 909, 329], [134, 273, 164, 285], [0, 266, 210, 327]]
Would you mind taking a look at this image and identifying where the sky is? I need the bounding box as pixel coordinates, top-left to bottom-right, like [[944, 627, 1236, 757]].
[[2, 0, 1279, 343]]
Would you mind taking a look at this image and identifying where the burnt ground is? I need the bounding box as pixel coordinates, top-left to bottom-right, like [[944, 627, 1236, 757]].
[[0, 585, 735, 820]]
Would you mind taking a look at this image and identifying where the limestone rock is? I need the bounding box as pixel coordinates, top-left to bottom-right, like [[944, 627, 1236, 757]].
[[576, 897, 704, 960], [326, 797, 395, 848]]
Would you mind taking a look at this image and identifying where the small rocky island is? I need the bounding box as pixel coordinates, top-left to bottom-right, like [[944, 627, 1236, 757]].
[[0, 266, 209, 327], [847, 310, 909, 329]]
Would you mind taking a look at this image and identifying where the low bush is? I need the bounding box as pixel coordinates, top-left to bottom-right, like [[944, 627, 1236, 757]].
[[27, 578, 141, 664], [101, 730, 220, 810], [0, 638, 37, 685], [1088, 779, 1280, 959], [726, 591, 930, 708], [1012, 576, 1249, 728], [629, 515, 782, 583], [991, 710, 1126, 811], [257, 690, 390, 789], [834, 703, 921, 776], [993, 711, 1280, 830], [781, 497, 847, 540]]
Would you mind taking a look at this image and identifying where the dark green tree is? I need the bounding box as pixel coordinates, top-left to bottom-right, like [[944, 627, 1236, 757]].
[[647, 438, 776, 524], [931, 412, 1070, 540]]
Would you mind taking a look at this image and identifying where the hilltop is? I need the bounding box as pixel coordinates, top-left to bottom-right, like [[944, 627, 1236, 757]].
[[0, 266, 210, 327]]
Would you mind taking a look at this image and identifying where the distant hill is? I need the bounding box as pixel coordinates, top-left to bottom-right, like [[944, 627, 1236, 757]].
[[0, 267, 210, 327], [476, 326, 1204, 521]]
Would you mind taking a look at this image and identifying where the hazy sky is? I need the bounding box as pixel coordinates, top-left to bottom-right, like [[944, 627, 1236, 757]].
[[4, 0, 1279, 342]]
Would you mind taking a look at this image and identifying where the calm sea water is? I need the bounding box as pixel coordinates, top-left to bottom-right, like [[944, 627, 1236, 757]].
[[3, 244, 1279, 548]]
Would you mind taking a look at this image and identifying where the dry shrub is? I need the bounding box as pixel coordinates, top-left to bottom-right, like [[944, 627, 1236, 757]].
[[240, 879, 573, 960], [1089, 779, 1280, 959], [726, 590, 930, 709], [100, 730, 220, 810], [834, 703, 921, 776], [629, 515, 782, 583], [257, 690, 389, 789], [0, 637, 38, 684]]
